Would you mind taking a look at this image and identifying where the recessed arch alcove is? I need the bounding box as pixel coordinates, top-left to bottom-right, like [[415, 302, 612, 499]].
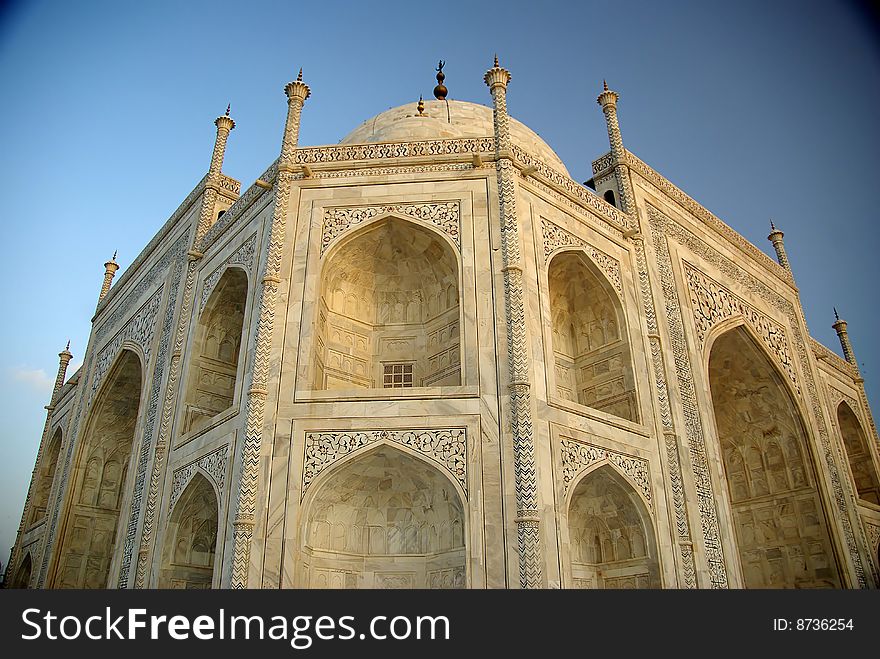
[[312, 217, 461, 391], [708, 325, 842, 588], [301, 445, 466, 589], [836, 402, 880, 505], [10, 553, 32, 589], [566, 464, 659, 588], [54, 348, 143, 588], [159, 473, 219, 589], [29, 427, 62, 525], [548, 250, 637, 422], [182, 267, 247, 434]]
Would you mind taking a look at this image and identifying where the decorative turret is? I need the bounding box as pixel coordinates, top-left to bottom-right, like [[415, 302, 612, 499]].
[[596, 80, 635, 216], [832, 308, 859, 370], [767, 221, 792, 273], [280, 69, 311, 169], [210, 104, 235, 176], [50, 341, 73, 407], [98, 251, 119, 305]]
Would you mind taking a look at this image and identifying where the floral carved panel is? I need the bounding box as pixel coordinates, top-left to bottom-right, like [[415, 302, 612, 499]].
[[560, 437, 653, 511], [168, 444, 229, 514], [541, 219, 622, 296]]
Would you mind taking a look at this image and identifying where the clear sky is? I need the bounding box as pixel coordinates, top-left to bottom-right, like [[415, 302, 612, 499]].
[[0, 0, 878, 569]]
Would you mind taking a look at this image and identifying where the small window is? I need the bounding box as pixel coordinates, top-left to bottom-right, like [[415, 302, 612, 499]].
[[383, 363, 413, 388], [603, 190, 616, 207]]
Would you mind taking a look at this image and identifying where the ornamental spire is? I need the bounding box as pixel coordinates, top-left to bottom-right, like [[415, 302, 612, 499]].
[[433, 60, 448, 100]]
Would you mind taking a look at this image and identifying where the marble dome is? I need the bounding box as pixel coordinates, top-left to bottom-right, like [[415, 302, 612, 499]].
[[340, 99, 570, 176]]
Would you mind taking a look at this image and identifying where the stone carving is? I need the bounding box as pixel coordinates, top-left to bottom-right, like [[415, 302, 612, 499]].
[[295, 137, 494, 165], [169, 445, 229, 513], [90, 286, 163, 405], [541, 218, 622, 295], [302, 428, 467, 497], [200, 164, 276, 253], [511, 144, 629, 230], [218, 173, 241, 197], [647, 204, 873, 588], [591, 152, 614, 175], [199, 233, 258, 313], [560, 437, 653, 510], [683, 262, 799, 396], [866, 522, 880, 561], [646, 207, 728, 588], [118, 243, 188, 587], [322, 202, 461, 254]]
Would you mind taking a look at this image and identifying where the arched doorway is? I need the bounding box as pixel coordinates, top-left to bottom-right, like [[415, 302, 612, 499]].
[[182, 268, 247, 434], [313, 218, 461, 391], [54, 349, 143, 588], [836, 402, 880, 505], [10, 553, 32, 589], [159, 473, 218, 589], [708, 326, 841, 588], [30, 428, 62, 525], [548, 251, 637, 422], [302, 446, 466, 589], [567, 465, 659, 588]]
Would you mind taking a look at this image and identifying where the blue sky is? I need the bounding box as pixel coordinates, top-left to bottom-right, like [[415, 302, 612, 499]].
[[0, 0, 878, 567]]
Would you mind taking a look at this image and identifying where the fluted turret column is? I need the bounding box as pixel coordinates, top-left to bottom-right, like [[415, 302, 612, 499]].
[[5, 342, 74, 587], [767, 221, 792, 273], [833, 309, 858, 370], [597, 81, 636, 217], [194, 107, 236, 244], [485, 56, 542, 589], [230, 69, 309, 589], [98, 253, 119, 305]]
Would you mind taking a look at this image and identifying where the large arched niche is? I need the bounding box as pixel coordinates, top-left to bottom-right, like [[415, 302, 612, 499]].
[[29, 428, 63, 525], [836, 402, 880, 505], [566, 464, 659, 589], [54, 348, 143, 588], [182, 267, 248, 434], [548, 250, 638, 422], [10, 553, 32, 589], [312, 217, 461, 391], [158, 473, 219, 589], [708, 326, 842, 588], [301, 445, 466, 589]]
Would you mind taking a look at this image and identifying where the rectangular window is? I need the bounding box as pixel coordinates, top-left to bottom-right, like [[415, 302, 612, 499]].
[[383, 363, 414, 388]]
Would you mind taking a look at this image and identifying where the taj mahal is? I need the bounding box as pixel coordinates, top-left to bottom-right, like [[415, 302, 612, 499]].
[[6, 59, 879, 589]]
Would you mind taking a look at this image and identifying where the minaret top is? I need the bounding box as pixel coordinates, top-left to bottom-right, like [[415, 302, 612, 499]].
[[597, 79, 619, 108], [215, 104, 235, 131], [60, 340, 72, 359], [104, 251, 119, 270], [284, 68, 311, 103], [433, 60, 448, 100], [484, 55, 511, 89]]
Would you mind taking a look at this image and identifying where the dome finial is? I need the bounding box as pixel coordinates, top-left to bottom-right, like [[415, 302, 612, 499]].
[[297, 68, 303, 82], [65, 339, 70, 352], [433, 60, 448, 100], [494, 54, 499, 68], [417, 95, 425, 116], [225, 103, 230, 116], [834, 307, 840, 321], [603, 79, 608, 91], [770, 219, 776, 231]]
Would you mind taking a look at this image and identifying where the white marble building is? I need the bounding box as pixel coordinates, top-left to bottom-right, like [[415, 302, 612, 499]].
[[6, 62, 880, 589]]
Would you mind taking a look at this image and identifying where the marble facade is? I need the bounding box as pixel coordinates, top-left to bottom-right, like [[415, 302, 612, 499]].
[[6, 65, 880, 590]]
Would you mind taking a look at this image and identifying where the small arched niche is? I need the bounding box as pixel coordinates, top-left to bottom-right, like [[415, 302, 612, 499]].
[[55, 349, 143, 588], [10, 553, 32, 589], [708, 326, 841, 588], [29, 428, 62, 525], [548, 251, 638, 422], [312, 218, 461, 391], [182, 268, 247, 434], [836, 402, 880, 505], [159, 473, 218, 589], [302, 446, 466, 589], [567, 465, 659, 589]]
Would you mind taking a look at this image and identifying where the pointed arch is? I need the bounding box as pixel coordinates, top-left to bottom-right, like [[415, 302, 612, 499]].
[[159, 472, 219, 588], [29, 427, 63, 526], [708, 326, 842, 588], [182, 266, 248, 434], [54, 348, 143, 588], [566, 464, 659, 588], [836, 401, 880, 505], [10, 552, 32, 589], [548, 249, 637, 422], [300, 444, 466, 589], [312, 216, 462, 391]]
